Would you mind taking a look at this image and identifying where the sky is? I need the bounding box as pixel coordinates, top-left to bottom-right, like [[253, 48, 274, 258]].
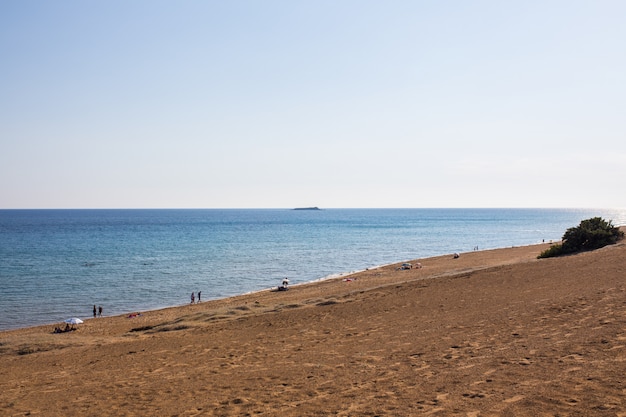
[[1, 1, 625, 209]]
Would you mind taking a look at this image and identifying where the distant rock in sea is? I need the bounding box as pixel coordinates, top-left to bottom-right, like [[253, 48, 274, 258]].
[[293, 207, 321, 210]]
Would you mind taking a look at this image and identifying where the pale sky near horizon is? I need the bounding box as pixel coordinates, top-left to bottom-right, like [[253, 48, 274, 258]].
[[1, 1, 625, 209]]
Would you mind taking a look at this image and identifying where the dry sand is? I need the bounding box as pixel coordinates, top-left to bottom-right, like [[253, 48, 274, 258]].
[[1, 239, 625, 416]]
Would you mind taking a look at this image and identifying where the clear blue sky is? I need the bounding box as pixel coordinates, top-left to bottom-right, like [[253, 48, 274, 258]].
[[1, 1, 625, 209]]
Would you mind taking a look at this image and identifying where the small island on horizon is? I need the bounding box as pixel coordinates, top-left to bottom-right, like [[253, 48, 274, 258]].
[[293, 207, 321, 210]]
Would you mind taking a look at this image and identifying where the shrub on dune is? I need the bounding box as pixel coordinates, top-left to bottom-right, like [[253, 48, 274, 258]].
[[538, 217, 624, 259]]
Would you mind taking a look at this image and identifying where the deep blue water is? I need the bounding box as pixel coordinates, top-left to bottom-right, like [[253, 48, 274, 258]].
[[1, 208, 624, 331]]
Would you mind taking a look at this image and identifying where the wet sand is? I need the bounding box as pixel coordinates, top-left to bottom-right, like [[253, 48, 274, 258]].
[[1, 239, 625, 416]]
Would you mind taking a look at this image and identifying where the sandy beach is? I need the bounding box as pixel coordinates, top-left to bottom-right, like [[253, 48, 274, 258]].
[[1, 239, 625, 416]]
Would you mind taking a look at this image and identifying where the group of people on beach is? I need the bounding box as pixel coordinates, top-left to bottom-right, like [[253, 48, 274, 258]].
[[93, 305, 103, 318], [53, 323, 75, 333], [190, 291, 201, 304]]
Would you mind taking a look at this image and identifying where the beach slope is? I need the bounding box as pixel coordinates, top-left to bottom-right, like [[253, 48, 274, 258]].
[[1, 240, 625, 416]]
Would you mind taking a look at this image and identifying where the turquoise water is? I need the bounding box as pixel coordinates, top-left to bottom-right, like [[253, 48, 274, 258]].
[[1, 208, 624, 331]]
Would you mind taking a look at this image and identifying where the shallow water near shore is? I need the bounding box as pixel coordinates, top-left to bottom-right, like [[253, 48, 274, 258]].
[[1, 208, 624, 331]]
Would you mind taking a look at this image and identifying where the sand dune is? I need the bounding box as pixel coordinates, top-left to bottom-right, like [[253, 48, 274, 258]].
[[1, 240, 625, 416]]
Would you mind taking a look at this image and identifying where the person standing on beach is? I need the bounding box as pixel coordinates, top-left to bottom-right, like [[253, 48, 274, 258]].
[[93, 305, 97, 318], [191, 292, 195, 304], [197, 291, 201, 303], [98, 306, 103, 317]]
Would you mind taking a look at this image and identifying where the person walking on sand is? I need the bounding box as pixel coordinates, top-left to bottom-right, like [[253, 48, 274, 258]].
[[197, 291, 201, 303], [191, 292, 195, 304]]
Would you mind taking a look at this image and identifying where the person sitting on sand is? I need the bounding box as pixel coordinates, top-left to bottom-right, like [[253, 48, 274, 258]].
[[278, 278, 289, 291]]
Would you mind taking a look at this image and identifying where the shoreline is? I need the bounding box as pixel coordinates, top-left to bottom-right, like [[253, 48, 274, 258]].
[[0, 242, 550, 335], [3, 207, 618, 334], [2, 239, 625, 415]]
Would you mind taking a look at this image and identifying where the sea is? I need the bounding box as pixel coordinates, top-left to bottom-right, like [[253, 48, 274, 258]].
[[1, 208, 625, 332]]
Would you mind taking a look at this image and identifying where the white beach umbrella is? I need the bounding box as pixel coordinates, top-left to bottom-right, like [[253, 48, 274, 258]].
[[64, 317, 83, 325]]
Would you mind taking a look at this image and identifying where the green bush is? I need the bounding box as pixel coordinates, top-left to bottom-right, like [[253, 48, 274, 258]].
[[537, 243, 564, 258], [538, 217, 624, 259]]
